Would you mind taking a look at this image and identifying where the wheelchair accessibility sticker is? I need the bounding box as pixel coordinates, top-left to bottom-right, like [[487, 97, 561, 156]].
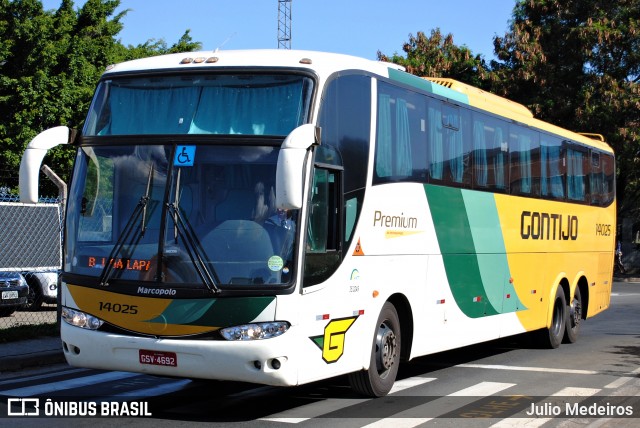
[[174, 146, 196, 167]]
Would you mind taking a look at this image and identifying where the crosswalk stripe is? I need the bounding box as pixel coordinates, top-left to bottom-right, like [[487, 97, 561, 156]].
[[390, 377, 437, 394], [260, 376, 437, 424], [0, 371, 138, 396], [0, 367, 89, 387], [363, 381, 516, 427], [457, 363, 598, 375], [605, 377, 633, 389], [449, 381, 516, 396]]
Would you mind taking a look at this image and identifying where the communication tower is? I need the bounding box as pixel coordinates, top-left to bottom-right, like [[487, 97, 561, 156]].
[[278, 0, 292, 49]]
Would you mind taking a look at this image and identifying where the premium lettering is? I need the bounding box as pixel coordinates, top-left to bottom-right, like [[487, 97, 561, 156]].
[[520, 211, 578, 240], [373, 210, 418, 228]]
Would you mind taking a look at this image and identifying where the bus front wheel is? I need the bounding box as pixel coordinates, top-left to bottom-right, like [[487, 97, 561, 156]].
[[348, 302, 401, 397], [537, 286, 566, 349]]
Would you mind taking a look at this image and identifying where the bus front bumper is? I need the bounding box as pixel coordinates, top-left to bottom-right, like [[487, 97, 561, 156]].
[[61, 322, 300, 387]]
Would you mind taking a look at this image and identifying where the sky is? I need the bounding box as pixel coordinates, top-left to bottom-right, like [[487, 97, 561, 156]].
[[41, 0, 517, 61]]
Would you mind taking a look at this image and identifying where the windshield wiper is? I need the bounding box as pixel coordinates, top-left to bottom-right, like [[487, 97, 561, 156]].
[[98, 165, 154, 286], [166, 203, 220, 294], [166, 170, 220, 294]]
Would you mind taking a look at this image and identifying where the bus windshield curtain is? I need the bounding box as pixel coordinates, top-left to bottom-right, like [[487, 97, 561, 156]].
[[568, 150, 584, 201], [376, 94, 393, 177], [473, 120, 487, 187], [104, 82, 304, 135], [105, 86, 200, 135], [190, 83, 303, 135], [493, 127, 506, 189], [428, 105, 443, 180]]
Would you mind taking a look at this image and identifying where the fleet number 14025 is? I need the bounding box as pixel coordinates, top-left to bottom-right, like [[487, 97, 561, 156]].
[[98, 301, 138, 314]]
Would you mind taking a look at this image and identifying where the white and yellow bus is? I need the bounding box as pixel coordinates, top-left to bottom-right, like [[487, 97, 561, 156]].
[[20, 50, 616, 397]]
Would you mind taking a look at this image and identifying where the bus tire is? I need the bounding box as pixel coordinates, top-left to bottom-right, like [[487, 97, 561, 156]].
[[537, 286, 566, 349], [348, 302, 401, 397], [563, 286, 582, 344]]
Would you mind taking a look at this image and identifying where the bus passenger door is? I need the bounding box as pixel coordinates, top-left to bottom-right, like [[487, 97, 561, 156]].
[[297, 165, 367, 383], [303, 166, 342, 287]]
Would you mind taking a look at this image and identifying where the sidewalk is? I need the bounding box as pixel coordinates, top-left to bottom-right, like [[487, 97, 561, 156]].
[[0, 335, 65, 372]]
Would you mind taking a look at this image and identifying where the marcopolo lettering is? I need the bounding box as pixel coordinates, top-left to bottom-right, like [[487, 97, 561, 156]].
[[520, 211, 578, 240], [137, 286, 177, 296], [373, 210, 418, 229]]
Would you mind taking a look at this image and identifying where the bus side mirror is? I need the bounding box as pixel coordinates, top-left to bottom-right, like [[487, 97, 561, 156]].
[[19, 126, 74, 203], [276, 124, 318, 210]]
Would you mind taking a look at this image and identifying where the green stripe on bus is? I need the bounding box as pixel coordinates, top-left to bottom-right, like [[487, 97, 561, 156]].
[[147, 296, 275, 327], [387, 68, 469, 105], [425, 185, 524, 317], [461, 190, 525, 313]]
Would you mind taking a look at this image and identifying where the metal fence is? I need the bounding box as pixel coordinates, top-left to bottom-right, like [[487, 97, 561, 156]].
[[0, 193, 62, 338]]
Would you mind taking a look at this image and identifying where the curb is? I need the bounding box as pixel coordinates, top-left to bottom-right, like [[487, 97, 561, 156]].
[[1, 349, 66, 372]]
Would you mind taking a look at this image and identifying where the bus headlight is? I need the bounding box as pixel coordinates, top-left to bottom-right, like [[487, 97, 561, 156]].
[[61, 307, 104, 330], [220, 321, 290, 341]]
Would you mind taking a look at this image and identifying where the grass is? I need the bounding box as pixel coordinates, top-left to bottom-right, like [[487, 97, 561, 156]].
[[0, 322, 59, 344]]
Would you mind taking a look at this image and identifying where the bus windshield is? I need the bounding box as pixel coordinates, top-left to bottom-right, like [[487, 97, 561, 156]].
[[66, 144, 298, 289], [83, 73, 313, 136]]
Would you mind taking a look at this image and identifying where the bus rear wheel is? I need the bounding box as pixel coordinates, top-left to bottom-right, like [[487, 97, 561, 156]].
[[537, 286, 566, 349], [348, 302, 401, 397], [563, 286, 582, 344]]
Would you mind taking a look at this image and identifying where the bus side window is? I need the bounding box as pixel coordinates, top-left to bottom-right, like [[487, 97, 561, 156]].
[[304, 167, 342, 287], [509, 126, 540, 197], [566, 144, 589, 203]]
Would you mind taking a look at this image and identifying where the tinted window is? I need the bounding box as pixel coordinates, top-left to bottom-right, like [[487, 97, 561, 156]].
[[374, 81, 428, 183], [318, 74, 371, 192], [509, 126, 540, 196]]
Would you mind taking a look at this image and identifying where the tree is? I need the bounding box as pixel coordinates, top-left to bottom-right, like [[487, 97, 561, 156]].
[[377, 29, 489, 87], [490, 0, 640, 217], [0, 0, 201, 196]]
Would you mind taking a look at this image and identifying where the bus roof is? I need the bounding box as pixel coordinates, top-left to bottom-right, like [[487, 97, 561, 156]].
[[103, 49, 399, 80]]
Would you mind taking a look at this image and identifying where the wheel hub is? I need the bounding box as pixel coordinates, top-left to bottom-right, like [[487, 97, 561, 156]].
[[570, 297, 582, 328], [375, 322, 397, 372]]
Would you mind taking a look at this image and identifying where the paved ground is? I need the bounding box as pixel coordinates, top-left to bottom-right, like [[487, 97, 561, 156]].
[[1, 276, 638, 374]]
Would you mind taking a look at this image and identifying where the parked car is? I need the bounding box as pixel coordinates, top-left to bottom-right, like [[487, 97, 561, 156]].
[[0, 271, 28, 317], [22, 271, 59, 311]]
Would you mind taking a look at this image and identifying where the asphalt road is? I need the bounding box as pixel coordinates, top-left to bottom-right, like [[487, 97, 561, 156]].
[[1, 281, 639, 427]]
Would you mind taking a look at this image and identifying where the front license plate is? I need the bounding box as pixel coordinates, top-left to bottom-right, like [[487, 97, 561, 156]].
[[1, 290, 18, 300], [139, 349, 177, 367]]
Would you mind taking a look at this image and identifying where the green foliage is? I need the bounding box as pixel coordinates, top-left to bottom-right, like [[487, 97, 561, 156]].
[[490, 0, 640, 216], [0, 0, 201, 195], [380, 1, 640, 218], [377, 29, 489, 87]]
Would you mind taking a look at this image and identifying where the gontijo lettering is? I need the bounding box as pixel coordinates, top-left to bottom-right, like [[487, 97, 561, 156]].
[[520, 211, 578, 240]]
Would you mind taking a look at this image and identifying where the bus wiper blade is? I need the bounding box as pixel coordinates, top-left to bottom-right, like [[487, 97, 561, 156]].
[[167, 203, 221, 294], [98, 165, 154, 287], [98, 195, 148, 286]]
